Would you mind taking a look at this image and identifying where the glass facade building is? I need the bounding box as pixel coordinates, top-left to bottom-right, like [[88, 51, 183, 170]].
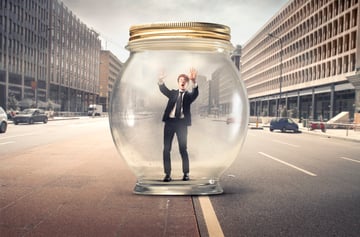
[[241, 0, 359, 121], [0, 0, 101, 112]]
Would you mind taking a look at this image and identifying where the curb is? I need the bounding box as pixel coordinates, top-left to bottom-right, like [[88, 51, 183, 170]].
[[251, 123, 360, 143], [299, 128, 360, 143], [8, 117, 80, 124]]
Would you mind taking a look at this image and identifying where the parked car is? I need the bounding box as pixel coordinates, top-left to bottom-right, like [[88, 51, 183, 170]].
[[270, 117, 299, 133], [0, 106, 8, 133], [13, 108, 48, 125]]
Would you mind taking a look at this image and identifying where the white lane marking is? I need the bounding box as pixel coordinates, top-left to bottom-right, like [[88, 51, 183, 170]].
[[258, 152, 317, 176], [340, 157, 360, 163], [0, 141, 15, 145], [198, 196, 224, 237], [273, 139, 300, 148]]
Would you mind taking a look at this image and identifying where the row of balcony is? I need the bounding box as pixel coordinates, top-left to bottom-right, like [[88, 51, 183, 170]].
[[247, 52, 356, 96], [244, 29, 357, 85], [243, 7, 358, 73]]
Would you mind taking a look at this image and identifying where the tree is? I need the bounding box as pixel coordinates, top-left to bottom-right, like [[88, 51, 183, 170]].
[[46, 100, 61, 111], [290, 108, 298, 119], [7, 94, 19, 111], [280, 107, 288, 117]]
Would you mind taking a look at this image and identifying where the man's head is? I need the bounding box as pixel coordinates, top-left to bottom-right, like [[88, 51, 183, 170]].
[[177, 74, 189, 91]]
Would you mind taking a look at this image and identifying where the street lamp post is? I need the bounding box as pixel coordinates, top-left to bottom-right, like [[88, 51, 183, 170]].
[[268, 33, 283, 117], [35, 27, 52, 108]]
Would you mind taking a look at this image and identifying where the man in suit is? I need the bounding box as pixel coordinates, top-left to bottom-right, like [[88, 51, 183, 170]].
[[158, 68, 199, 182]]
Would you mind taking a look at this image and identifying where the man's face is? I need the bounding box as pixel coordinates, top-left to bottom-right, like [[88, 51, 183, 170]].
[[178, 77, 188, 91]]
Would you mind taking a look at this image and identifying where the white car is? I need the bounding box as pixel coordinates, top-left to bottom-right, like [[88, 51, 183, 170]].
[[0, 106, 8, 133]]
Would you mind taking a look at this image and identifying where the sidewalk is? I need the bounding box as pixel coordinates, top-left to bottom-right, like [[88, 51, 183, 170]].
[[7, 116, 90, 124], [298, 125, 360, 143], [251, 121, 360, 143]]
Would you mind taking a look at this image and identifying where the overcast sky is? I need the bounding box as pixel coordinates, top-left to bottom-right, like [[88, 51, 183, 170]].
[[61, 0, 289, 62]]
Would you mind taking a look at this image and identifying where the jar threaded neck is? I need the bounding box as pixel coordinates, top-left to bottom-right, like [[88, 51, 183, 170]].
[[129, 22, 231, 42]]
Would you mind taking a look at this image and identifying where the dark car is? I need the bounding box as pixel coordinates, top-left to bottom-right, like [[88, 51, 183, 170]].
[[0, 106, 7, 133], [13, 108, 48, 125], [270, 117, 299, 133]]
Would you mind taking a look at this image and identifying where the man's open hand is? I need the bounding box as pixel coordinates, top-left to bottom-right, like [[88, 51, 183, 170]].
[[189, 68, 197, 83], [158, 70, 167, 84]]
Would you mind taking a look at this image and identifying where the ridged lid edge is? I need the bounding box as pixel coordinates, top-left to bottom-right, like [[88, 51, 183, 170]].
[[129, 22, 231, 42]]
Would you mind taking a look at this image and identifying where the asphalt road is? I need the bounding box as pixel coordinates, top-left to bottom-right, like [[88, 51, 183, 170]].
[[1, 117, 200, 236], [0, 117, 100, 155], [1, 117, 359, 236], [209, 128, 360, 236]]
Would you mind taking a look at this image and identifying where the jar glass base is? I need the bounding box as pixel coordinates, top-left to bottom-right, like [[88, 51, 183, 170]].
[[133, 179, 223, 195]]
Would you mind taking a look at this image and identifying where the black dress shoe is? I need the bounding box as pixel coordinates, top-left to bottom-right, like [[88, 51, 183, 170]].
[[182, 173, 190, 181], [163, 174, 172, 182]]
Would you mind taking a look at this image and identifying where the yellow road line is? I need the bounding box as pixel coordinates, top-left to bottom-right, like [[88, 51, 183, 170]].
[[198, 196, 224, 237]]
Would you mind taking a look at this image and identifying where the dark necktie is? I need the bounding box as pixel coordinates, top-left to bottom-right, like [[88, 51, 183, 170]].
[[175, 91, 184, 118]]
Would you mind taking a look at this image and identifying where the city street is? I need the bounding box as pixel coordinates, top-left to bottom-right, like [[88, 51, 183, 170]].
[[0, 117, 359, 236], [211, 128, 360, 236]]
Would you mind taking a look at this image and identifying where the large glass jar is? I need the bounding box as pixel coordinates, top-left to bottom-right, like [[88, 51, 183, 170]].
[[109, 22, 248, 195]]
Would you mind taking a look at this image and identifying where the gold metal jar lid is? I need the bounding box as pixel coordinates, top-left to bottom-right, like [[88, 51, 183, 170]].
[[129, 22, 231, 42]]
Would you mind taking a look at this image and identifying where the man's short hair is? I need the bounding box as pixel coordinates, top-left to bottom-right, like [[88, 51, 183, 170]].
[[177, 74, 189, 82]]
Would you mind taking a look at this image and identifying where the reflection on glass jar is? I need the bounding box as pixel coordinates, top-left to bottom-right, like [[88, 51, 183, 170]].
[[109, 22, 249, 195]]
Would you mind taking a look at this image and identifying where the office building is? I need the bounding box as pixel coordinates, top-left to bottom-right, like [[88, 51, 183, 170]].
[[0, 0, 101, 112], [241, 0, 359, 121], [99, 50, 123, 112]]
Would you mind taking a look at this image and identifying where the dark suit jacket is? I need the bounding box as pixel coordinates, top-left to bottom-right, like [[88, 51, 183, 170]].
[[159, 83, 199, 126]]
